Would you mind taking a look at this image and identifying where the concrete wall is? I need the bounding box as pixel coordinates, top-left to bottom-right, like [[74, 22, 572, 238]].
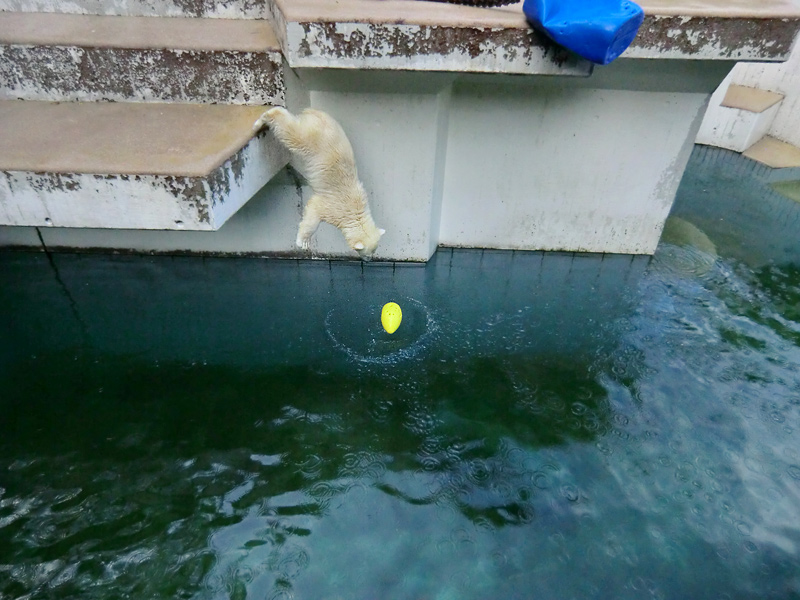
[[0, 60, 730, 260], [734, 41, 800, 148], [440, 79, 709, 254], [700, 40, 800, 149]]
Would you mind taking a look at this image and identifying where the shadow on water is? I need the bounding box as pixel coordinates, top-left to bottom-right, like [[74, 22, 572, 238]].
[[2, 147, 800, 599]]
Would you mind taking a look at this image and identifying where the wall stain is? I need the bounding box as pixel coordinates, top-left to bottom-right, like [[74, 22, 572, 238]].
[[297, 22, 577, 69], [0, 45, 284, 104], [631, 16, 799, 59]]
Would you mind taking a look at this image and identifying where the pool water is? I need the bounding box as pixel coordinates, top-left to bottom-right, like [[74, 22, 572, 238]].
[[2, 147, 800, 599]]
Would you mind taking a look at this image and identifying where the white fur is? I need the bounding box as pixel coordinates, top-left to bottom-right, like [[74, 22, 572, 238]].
[[253, 107, 384, 258]]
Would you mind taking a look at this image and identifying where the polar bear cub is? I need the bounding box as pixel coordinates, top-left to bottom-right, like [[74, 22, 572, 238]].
[[253, 107, 385, 259]]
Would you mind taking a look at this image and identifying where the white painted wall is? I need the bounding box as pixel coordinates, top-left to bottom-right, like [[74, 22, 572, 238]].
[[440, 78, 710, 254], [3, 169, 307, 255], [700, 40, 800, 149], [0, 132, 288, 230], [695, 70, 784, 152], [306, 84, 451, 261], [736, 43, 800, 148]]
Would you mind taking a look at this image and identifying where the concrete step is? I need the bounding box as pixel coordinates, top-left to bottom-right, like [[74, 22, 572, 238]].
[[721, 84, 784, 114], [0, 100, 289, 230], [696, 82, 785, 153], [0, 12, 285, 104], [743, 135, 800, 169], [269, 0, 592, 75], [0, 0, 263, 19]]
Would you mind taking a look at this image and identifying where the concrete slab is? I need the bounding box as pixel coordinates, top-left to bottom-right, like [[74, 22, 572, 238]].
[[0, 101, 266, 176], [438, 74, 710, 254], [0, 101, 290, 230], [696, 74, 785, 152], [743, 135, 800, 168], [640, 0, 800, 18], [267, 0, 592, 75], [628, 9, 800, 60], [276, 0, 800, 27], [0, 12, 279, 51], [0, 0, 265, 18], [0, 13, 285, 104], [268, 0, 800, 69], [722, 84, 784, 113]]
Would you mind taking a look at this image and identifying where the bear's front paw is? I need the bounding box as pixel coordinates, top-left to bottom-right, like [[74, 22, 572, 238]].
[[296, 236, 311, 251], [266, 107, 288, 120], [252, 113, 269, 132]]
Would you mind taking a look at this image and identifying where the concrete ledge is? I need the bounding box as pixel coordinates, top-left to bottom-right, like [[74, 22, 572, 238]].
[[627, 13, 800, 61], [268, 0, 592, 75], [0, 101, 289, 230], [722, 84, 784, 113], [695, 75, 786, 152], [0, 0, 265, 18], [268, 0, 800, 73], [743, 135, 800, 169], [0, 13, 285, 104]]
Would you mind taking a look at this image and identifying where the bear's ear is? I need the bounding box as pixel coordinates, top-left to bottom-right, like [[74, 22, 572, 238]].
[[354, 242, 365, 250], [379, 229, 386, 236]]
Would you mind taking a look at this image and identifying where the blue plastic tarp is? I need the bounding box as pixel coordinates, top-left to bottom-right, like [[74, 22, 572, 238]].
[[522, 0, 644, 65]]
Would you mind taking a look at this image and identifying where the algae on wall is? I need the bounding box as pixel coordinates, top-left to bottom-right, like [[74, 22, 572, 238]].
[[771, 180, 800, 204]]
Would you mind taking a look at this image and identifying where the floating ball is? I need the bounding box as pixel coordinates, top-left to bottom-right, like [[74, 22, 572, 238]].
[[381, 302, 402, 334]]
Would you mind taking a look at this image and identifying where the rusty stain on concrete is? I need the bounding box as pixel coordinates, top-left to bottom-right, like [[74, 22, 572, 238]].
[[296, 21, 577, 68], [630, 15, 800, 59], [162, 0, 264, 18], [299, 23, 572, 65], [0, 44, 284, 104], [294, 17, 800, 66], [23, 172, 82, 194]]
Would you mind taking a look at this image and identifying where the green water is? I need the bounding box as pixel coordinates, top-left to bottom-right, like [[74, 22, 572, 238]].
[[2, 147, 800, 599]]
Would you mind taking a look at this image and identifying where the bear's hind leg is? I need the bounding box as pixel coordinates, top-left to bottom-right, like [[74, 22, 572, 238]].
[[296, 195, 324, 250]]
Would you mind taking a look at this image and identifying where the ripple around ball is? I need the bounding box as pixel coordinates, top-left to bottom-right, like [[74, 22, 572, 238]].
[[325, 297, 436, 365]]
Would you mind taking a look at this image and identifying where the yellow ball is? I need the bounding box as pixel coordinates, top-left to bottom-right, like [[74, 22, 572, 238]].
[[381, 302, 402, 334]]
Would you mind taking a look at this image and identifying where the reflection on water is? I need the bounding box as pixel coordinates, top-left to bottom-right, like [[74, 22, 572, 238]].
[[2, 147, 800, 599]]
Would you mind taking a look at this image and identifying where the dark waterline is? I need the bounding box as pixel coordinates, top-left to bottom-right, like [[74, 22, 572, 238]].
[[1, 147, 800, 599]]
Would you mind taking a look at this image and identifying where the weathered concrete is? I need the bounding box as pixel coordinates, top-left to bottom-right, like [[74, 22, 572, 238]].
[[0, 169, 308, 256], [0, 63, 723, 257], [437, 61, 724, 255], [0, 101, 289, 230], [627, 13, 800, 61], [0, 0, 264, 18], [267, 0, 592, 75], [307, 78, 452, 261], [282, 21, 591, 75], [743, 136, 800, 168], [268, 0, 800, 74], [0, 13, 285, 104], [699, 36, 800, 151], [696, 75, 785, 152]]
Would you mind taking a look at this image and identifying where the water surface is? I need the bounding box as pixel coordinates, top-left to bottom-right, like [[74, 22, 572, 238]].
[[1, 147, 800, 599]]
